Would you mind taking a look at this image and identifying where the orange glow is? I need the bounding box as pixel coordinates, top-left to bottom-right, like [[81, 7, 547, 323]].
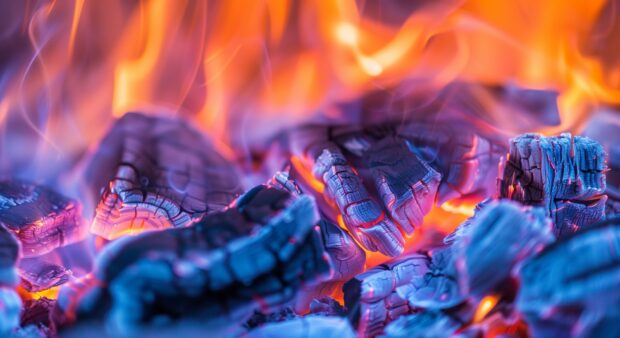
[[291, 156, 325, 194], [474, 294, 500, 323], [17, 285, 60, 300]]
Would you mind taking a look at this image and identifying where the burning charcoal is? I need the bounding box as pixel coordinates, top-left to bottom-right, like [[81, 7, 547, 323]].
[[448, 200, 553, 299], [0, 225, 19, 286], [21, 297, 54, 328], [397, 122, 507, 204], [516, 216, 620, 337], [499, 133, 607, 237], [245, 316, 357, 338], [343, 253, 454, 337], [19, 257, 70, 292], [366, 137, 442, 234], [0, 287, 22, 334], [380, 310, 461, 338], [84, 112, 242, 240], [59, 187, 329, 334], [399, 247, 463, 310], [311, 218, 365, 294], [313, 145, 404, 256], [0, 180, 85, 257]]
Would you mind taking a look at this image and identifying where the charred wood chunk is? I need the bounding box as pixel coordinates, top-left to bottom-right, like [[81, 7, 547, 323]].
[[366, 137, 441, 234], [314, 146, 404, 257], [516, 216, 620, 337], [397, 122, 507, 204], [380, 310, 461, 338], [448, 200, 553, 299], [0, 181, 85, 258], [62, 187, 329, 332], [400, 247, 463, 310], [85, 112, 242, 240], [21, 297, 54, 328], [499, 133, 607, 237], [0, 225, 18, 286], [343, 253, 447, 337], [19, 257, 70, 292], [0, 287, 22, 334], [296, 217, 365, 311], [245, 316, 357, 338]]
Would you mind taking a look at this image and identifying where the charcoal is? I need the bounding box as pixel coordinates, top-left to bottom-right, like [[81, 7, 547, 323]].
[[380, 310, 461, 338], [245, 316, 357, 338], [84, 112, 242, 240], [0, 225, 19, 286], [343, 252, 462, 337], [499, 133, 607, 237], [0, 180, 85, 257], [243, 307, 297, 329], [309, 297, 347, 316], [313, 145, 404, 256], [21, 297, 54, 328], [397, 122, 507, 204], [0, 287, 22, 334], [448, 200, 553, 298], [399, 247, 463, 310], [58, 187, 329, 333], [19, 258, 70, 292], [516, 216, 620, 337], [366, 137, 441, 234]]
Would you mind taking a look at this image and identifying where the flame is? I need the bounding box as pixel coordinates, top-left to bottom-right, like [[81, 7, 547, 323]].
[[474, 294, 500, 323]]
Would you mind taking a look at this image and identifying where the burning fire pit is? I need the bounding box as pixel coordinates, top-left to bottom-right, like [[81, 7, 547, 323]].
[[1, 1, 620, 337]]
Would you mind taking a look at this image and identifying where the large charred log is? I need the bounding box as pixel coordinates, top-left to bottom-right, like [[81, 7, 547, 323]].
[[55, 186, 330, 334]]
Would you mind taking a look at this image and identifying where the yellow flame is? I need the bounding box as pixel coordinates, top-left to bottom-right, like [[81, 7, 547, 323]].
[[474, 294, 500, 323]]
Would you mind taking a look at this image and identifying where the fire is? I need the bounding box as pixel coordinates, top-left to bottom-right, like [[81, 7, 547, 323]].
[[473, 294, 500, 323], [2, 0, 620, 172]]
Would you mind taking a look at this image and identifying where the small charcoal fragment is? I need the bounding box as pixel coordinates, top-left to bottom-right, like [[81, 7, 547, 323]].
[[516, 216, 620, 337], [366, 136, 442, 234], [499, 133, 607, 237], [84, 112, 242, 240], [19, 257, 70, 292], [21, 297, 55, 328], [313, 146, 404, 256], [0, 181, 85, 257], [448, 200, 553, 299]]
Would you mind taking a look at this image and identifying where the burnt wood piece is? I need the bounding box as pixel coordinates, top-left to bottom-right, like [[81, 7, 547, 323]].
[[58, 187, 329, 333], [85, 112, 242, 240], [366, 137, 441, 234], [18, 257, 70, 292], [0, 225, 18, 286], [313, 146, 404, 257], [21, 297, 54, 328], [448, 200, 553, 299], [396, 122, 507, 204], [343, 251, 462, 338], [499, 133, 607, 237], [516, 216, 620, 337], [0, 181, 85, 258]]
